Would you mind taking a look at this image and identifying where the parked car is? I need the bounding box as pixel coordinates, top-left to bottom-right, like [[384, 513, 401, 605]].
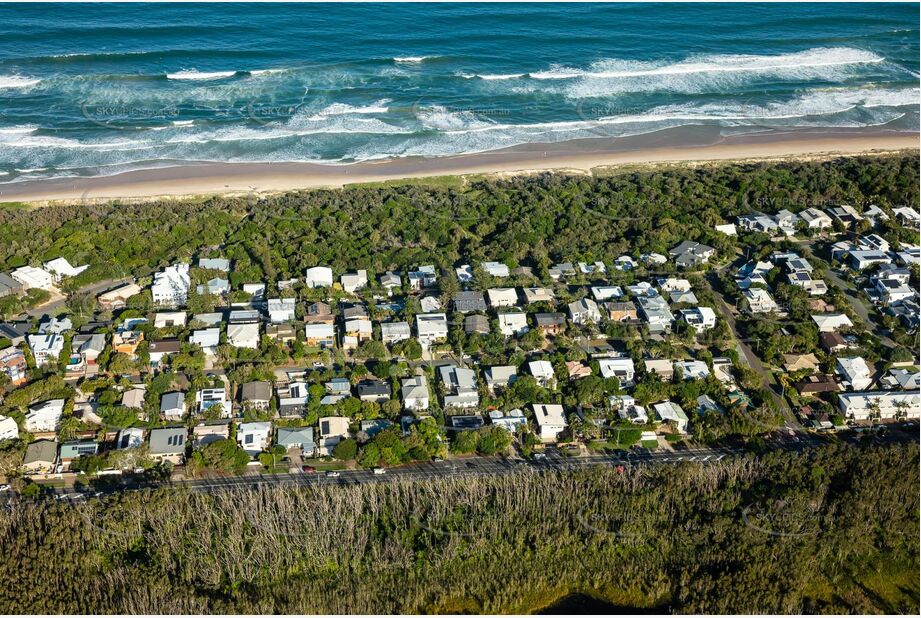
[[325, 471, 340, 478], [373, 468, 386, 475], [302, 465, 317, 473]]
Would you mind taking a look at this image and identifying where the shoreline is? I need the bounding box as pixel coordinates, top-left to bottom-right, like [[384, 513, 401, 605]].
[[0, 128, 917, 205]]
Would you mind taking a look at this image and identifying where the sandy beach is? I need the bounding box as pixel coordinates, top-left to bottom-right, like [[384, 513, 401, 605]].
[[1, 128, 917, 205]]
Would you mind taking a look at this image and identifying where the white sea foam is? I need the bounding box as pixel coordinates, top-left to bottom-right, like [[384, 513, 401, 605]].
[[393, 56, 429, 63], [307, 99, 392, 119], [0, 75, 41, 89], [167, 69, 238, 80], [476, 73, 526, 81], [0, 125, 38, 135]]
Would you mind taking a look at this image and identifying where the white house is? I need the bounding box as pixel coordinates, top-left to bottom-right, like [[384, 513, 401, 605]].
[[598, 357, 636, 385], [528, 360, 556, 388], [591, 286, 623, 301], [800, 207, 833, 229], [190, 328, 221, 355], [568, 298, 601, 325], [151, 263, 191, 307], [341, 270, 369, 294], [237, 421, 273, 457], [812, 313, 853, 333], [484, 366, 518, 392], [416, 313, 448, 347], [679, 307, 717, 332], [304, 266, 334, 288], [242, 282, 266, 300], [497, 312, 529, 337], [153, 311, 187, 328], [43, 257, 88, 281], [401, 376, 430, 411], [11, 266, 55, 290], [28, 334, 64, 366], [25, 399, 65, 433], [744, 288, 780, 314], [267, 298, 296, 323], [522, 287, 556, 304], [836, 357, 873, 391], [487, 288, 519, 308], [197, 388, 230, 417], [482, 261, 510, 278], [838, 390, 920, 421], [228, 322, 260, 349], [674, 360, 710, 381], [159, 391, 186, 420], [532, 404, 566, 443], [0, 415, 19, 441]]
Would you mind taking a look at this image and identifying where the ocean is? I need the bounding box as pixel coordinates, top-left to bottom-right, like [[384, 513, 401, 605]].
[[0, 2, 917, 184]]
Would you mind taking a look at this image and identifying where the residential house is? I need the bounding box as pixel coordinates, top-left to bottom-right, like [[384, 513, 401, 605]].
[[112, 330, 144, 357], [159, 391, 186, 420], [28, 334, 64, 366], [116, 427, 146, 449], [644, 359, 674, 381], [498, 312, 529, 337], [304, 323, 336, 348], [591, 286, 623, 302], [439, 365, 479, 409], [881, 367, 921, 391], [487, 409, 528, 432], [534, 312, 566, 335], [610, 395, 648, 424], [653, 401, 689, 433], [737, 213, 779, 234], [228, 322, 260, 349], [532, 404, 566, 443], [267, 298, 296, 323], [401, 376, 430, 411], [568, 298, 601, 325], [25, 399, 64, 433], [712, 357, 735, 385], [241, 381, 273, 411], [322, 378, 352, 405], [11, 266, 55, 290], [416, 313, 448, 346], [464, 314, 490, 335], [277, 381, 310, 417], [838, 390, 920, 421], [546, 262, 576, 282], [836, 357, 873, 391], [191, 312, 223, 327], [637, 295, 675, 333], [0, 346, 28, 386], [669, 241, 715, 268], [242, 282, 266, 300], [598, 357, 635, 385], [277, 427, 315, 455], [121, 387, 146, 410], [380, 321, 411, 344], [679, 307, 717, 332], [0, 322, 31, 346], [304, 266, 334, 288], [674, 360, 710, 381], [357, 380, 391, 403], [318, 416, 351, 455], [148, 427, 187, 464], [849, 250, 892, 271], [304, 301, 335, 324], [59, 440, 99, 471], [783, 353, 819, 373], [603, 301, 637, 322], [484, 366, 517, 392], [566, 361, 592, 379], [0, 415, 19, 441], [151, 263, 191, 307], [455, 264, 474, 283], [342, 317, 372, 349], [407, 265, 437, 290], [828, 205, 864, 227], [197, 277, 230, 296], [22, 440, 58, 474], [66, 333, 105, 380], [237, 421, 272, 457], [744, 288, 780, 314], [0, 272, 23, 299], [340, 270, 369, 294], [153, 311, 187, 328], [482, 261, 510, 278], [266, 323, 296, 343], [528, 360, 556, 388], [812, 313, 853, 332], [453, 291, 487, 314], [196, 387, 229, 418], [148, 339, 181, 367], [796, 374, 840, 396], [380, 271, 402, 293], [820, 331, 852, 354], [522, 287, 555, 304], [189, 328, 221, 356], [197, 257, 231, 272], [487, 287, 519, 309], [800, 207, 833, 229]]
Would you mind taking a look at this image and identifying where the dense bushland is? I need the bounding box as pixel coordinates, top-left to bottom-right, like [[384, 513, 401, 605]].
[[0, 441, 917, 614]]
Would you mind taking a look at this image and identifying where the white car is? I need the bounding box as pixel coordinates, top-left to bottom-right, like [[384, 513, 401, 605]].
[[373, 468, 386, 475]]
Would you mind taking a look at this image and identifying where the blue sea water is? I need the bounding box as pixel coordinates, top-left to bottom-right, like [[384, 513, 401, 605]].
[[0, 2, 917, 183]]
